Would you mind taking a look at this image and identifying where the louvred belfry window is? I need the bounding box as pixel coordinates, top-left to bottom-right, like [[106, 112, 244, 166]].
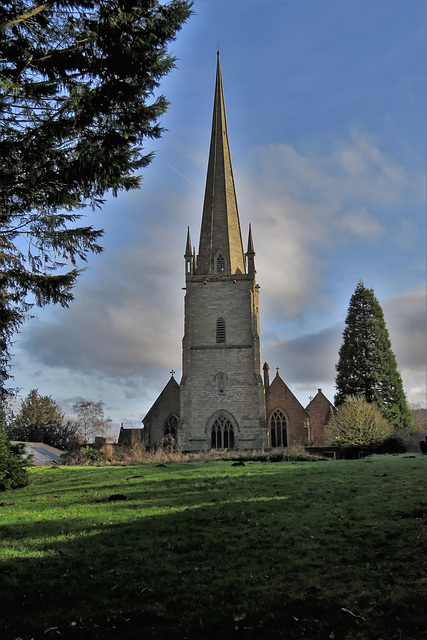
[[216, 318, 225, 343], [217, 253, 225, 272]]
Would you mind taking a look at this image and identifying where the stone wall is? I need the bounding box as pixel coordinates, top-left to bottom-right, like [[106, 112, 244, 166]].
[[180, 273, 266, 450]]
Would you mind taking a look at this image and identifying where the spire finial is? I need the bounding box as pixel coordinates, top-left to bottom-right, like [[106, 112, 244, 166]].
[[246, 223, 256, 275], [247, 223, 255, 254], [185, 226, 193, 276], [263, 362, 270, 389], [185, 226, 192, 257]]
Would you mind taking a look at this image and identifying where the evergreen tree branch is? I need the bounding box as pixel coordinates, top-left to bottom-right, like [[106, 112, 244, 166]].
[[0, 2, 53, 31]]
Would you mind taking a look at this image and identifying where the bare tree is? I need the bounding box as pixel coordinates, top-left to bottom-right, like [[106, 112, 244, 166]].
[[72, 400, 111, 444]]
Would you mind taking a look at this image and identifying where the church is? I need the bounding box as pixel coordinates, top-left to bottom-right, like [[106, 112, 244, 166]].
[[143, 53, 334, 451]]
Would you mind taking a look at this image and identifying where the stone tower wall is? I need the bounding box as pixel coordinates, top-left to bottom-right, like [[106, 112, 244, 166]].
[[180, 274, 266, 450]]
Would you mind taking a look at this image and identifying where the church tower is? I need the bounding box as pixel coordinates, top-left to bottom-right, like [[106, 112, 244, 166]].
[[179, 52, 266, 450], [142, 53, 335, 450]]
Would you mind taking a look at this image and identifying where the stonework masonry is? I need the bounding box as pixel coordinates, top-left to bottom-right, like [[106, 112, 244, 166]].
[[179, 273, 266, 451]]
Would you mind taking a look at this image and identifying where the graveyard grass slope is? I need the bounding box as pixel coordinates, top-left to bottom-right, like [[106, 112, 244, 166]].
[[0, 455, 426, 639]]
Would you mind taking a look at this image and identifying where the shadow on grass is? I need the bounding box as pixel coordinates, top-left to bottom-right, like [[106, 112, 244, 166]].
[[1, 458, 426, 639]]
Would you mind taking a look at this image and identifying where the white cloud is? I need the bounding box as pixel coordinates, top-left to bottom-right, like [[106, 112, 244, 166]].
[[383, 286, 427, 373], [236, 130, 420, 322], [332, 131, 407, 205], [16, 131, 425, 421], [21, 186, 190, 380], [340, 206, 385, 241]]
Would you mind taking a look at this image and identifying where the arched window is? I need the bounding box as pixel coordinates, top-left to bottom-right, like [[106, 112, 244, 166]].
[[304, 418, 311, 444], [270, 409, 287, 448], [163, 415, 178, 440], [215, 372, 227, 394], [216, 318, 226, 343], [211, 415, 235, 450], [216, 253, 225, 273]]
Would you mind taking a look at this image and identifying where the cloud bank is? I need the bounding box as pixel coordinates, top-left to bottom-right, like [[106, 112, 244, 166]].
[[19, 131, 426, 419]]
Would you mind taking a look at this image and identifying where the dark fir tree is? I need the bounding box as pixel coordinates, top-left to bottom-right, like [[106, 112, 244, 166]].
[[335, 281, 413, 433], [0, 0, 192, 387], [0, 404, 29, 490]]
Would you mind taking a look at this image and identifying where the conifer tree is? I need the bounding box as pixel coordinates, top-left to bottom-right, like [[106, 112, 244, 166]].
[[0, 0, 192, 387], [0, 404, 29, 490], [6, 389, 76, 450], [335, 281, 413, 433], [0, 430, 29, 491]]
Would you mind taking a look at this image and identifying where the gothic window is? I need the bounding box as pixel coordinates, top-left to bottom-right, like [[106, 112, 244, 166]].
[[304, 418, 311, 445], [216, 253, 225, 272], [215, 372, 227, 394], [270, 409, 287, 448], [163, 415, 178, 439], [211, 415, 235, 450], [216, 318, 226, 343]]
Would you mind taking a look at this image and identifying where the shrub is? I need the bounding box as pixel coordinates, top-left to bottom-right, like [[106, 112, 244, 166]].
[[327, 395, 394, 447], [61, 445, 107, 465], [0, 430, 29, 491], [101, 444, 114, 462], [375, 437, 406, 454], [80, 445, 106, 463]]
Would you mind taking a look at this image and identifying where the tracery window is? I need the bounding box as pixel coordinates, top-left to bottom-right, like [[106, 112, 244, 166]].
[[211, 415, 235, 450], [163, 415, 178, 439], [270, 409, 287, 448], [216, 318, 226, 343]]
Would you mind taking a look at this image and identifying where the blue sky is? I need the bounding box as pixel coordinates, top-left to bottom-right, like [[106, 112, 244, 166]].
[[11, 1, 427, 434]]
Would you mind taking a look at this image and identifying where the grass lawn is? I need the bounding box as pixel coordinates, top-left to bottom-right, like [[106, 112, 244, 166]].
[[0, 454, 426, 639]]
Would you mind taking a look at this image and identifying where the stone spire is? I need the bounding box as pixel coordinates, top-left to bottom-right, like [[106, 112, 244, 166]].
[[196, 51, 245, 276]]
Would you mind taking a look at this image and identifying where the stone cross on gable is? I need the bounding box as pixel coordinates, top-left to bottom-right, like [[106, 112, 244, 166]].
[[170, 370, 175, 378]]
